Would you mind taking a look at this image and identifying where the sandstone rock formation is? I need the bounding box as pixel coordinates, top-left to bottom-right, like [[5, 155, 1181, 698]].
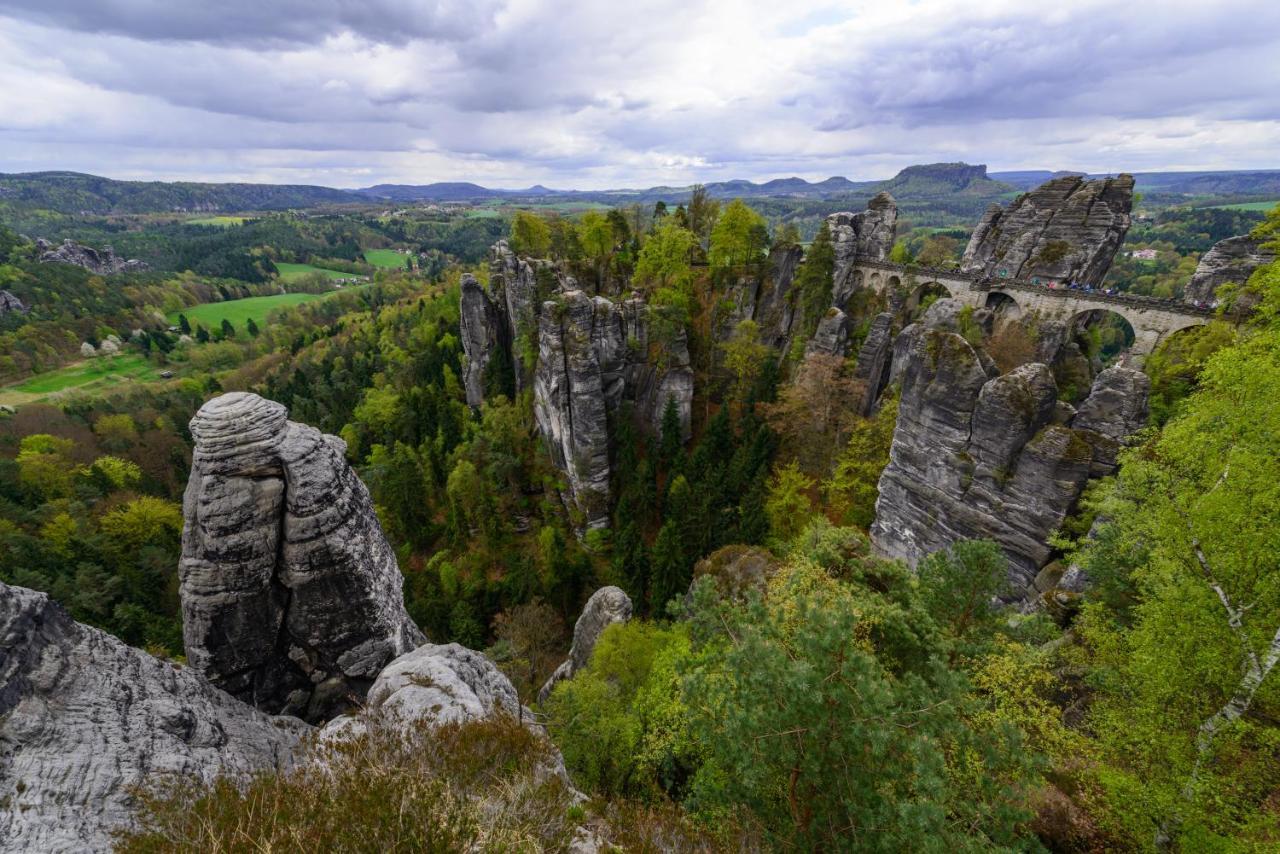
[[1184, 234, 1275, 308], [829, 192, 898, 302], [754, 244, 802, 350], [851, 312, 896, 415], [459, 272, 510, 407], [806, 307, 850, 356], [322, 643, 526, 741], [538, 586, 633, 703], [0, 290, 25, 315], [36, 237, 149, 274], [961, 175, 1133, 287], [870, 306, 1148, 590], [179, 392, 424, 722], [0, 581, 306, 853]]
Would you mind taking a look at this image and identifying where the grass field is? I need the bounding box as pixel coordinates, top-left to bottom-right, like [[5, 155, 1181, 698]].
[[169, 292, 331, 331], [187, 215, 246, 227], [364, 249, 410, 269], [1208, 200, 1279, 212], [465, 208, 503, 219], [0, 354, 165, 407], [275, 262, 352, 282]]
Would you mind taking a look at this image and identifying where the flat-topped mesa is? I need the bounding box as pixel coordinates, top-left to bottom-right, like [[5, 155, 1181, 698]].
[[0, 581, 306, 853], [961, 174, 1134, 287], [870, 300, 1149, 591], [829, 192, 898, 305], [180, 392, 424, 722], [1184, 234, 1276, 310]]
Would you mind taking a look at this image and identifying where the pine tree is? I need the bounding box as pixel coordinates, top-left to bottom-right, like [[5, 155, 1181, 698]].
[[796, 220, 836, 338], [220, 318, 235, 339], [658, 396, 683, 472], [648, 520, 687, 614], [245, 317, 260, 338], [178, 313, 191, 335], [611, 520, 650, 610], [195, 325, 210, 344]]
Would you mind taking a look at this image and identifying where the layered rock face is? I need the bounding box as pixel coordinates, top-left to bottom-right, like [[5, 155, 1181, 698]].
[[459, 272, 510, 407], [0, 581, 306, 853], [35, 237, 149, 274], [870, 303, 1148, 589], [851, 312, 896, 416], [961, 175, 1134, 287], [830, 192, 898, 304], [538, 586, 633, 703], [806, 308, 850, 357], [180, 392, 424, 722], [1184, 234, 1275, 307]]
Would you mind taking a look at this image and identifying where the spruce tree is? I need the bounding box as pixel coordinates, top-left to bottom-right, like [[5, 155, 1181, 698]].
[[246, 317, 260, 338], [796, 220, 836, 338], [178, 313, 191, 335], [648, 520, 687, 614], [658, 396, 683, 472], [220, 318, 235, 339]]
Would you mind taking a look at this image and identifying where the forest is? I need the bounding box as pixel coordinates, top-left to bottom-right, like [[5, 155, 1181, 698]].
[[2, 188, 1279, 852]]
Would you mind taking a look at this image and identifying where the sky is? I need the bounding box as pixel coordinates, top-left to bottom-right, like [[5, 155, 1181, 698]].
[[0, 0, 1277, 190]]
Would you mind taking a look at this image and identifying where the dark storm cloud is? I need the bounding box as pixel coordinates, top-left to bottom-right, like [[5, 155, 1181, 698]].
[[0, 0, 502, 46]]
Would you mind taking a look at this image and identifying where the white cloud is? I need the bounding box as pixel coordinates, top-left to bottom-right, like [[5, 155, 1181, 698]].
[[0, 0, 1276, 187]]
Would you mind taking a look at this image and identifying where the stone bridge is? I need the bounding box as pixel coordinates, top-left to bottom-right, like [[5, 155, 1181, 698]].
[[840, 258, 1217, 356]]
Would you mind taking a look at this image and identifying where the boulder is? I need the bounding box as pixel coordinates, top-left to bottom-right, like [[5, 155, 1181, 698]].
[[36, 238, 149, 275], [1184, 234, 1275, 309], [179, 392, 424, 722], [0, 581, 306, 853], [961, 175, 1133, 287], [538, 586, 633, 704], [0, 290, 25, 315]]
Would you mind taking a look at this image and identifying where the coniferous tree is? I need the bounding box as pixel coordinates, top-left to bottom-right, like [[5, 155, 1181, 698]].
[[648, 520, 687, 614], [220, 318, 235, 339], [178, 313, 191, 335], [195, 325, 210, 344], [245, 317, 260, 338], [658, 396, 683, 472]]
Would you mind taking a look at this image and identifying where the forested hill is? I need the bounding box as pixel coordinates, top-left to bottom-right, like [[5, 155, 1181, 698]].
[[0, 171, 360, 214]]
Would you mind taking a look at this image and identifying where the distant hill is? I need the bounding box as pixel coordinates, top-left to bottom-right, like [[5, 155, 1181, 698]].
[[874, 163, 1016, 198], [989, 170, 1087, 189], [0, 171, 360, 215]]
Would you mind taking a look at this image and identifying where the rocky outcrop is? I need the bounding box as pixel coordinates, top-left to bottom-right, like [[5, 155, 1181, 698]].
[[806, 307, 850, 356], [754, 244, 802, 350], [870, 308, 1149, 590], [0, 290, 25, 314], [0, 581, 306, 853], [1184, 234, 1275, 308], [829, 192, 898, 302], [961, 175, 1133, 287], [851, 312, 895, 415], [36, 238, 149, 274], [179, 392, 424, 722], [538, 586, 633, 704], [459, 273, 510, 406]]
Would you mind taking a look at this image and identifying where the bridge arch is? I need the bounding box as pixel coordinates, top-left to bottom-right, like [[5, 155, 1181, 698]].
[[907, 280, 952, 315], [984, 290, 1021, 319], [1070, 308, 1136, 363]]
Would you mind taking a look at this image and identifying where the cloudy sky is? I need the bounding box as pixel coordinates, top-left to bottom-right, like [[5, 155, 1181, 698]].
[[0, 0, 1277, 189]]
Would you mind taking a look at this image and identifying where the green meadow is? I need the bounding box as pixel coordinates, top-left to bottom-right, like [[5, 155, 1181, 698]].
[[1208, 200, 1280, 212], [0, 354, 164, 406], [169, 292, 331, 331], [187, 215, 247, 227], [274, 262, 352, 281], [364, 248, 410, 269]]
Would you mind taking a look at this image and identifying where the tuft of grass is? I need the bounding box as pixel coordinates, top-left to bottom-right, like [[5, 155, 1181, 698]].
[[116, 715, 581, 853]]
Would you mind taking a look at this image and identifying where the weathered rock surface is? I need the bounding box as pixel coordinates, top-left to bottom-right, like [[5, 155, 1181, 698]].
[[0, 581, 306, 853], [36, 238, 149, 274], [180, 392, 424, 722], [538, 586, 633, 703], [851, 312, 896, 415], [1184, 234, 1275, 308], [961, 175, 1133, 287], [0, 290, 25, 315], [829, 192, 898, 303], [871, 310, 1149, 590], [459, 272, 510, 407], [754, 244, 802, 350], [806, 307, 850, 356]]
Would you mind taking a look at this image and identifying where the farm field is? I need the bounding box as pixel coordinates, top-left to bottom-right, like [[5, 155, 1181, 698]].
[[1208, 200, 1279, 212], [187, 215, 247, 226], [0, 354, 165, 407], [364, 248, 410, 269], [275, 262, 353, 282], [169, 292, 331, 331]]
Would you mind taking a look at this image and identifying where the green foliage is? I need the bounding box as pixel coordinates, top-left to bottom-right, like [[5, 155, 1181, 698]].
[[1066, 237, 1280, 848], [707, 199, 768, 268], [764, 461, 815, 545], [509, 211, 552, 257], [795, 219, 836, 337], [917, 539, 1010, 658], [822, 394, 898, 529]]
